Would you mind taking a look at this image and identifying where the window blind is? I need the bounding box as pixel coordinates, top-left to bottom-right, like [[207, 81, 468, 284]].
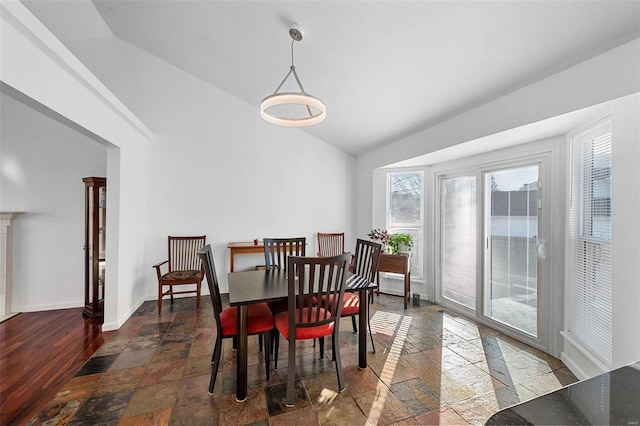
[[567, 119, 612, 366], [440, 175, 477, 310]]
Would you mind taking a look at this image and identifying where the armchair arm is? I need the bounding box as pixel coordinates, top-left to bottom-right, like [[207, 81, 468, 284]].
[[153, 260, 169, 280]]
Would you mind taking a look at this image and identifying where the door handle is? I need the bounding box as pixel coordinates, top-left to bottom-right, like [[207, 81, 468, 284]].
[[536, 240, 547, 260]]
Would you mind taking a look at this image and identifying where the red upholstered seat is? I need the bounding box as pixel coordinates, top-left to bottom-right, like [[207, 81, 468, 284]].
[[219, 303, 275, 337], [321, 293, 359, 316], [274, 307, 335, 340]]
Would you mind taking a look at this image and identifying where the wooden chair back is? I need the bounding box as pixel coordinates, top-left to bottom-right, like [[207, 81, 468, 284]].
[[198, 244, 223, 325], [169, 235, 206, 272], [317, 232, 345, 257], [352, 239, 382, 283], [286, 253, 351, 334], [263, 237, 306, 271]]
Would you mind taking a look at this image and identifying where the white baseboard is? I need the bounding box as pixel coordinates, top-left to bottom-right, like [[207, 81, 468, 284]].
[[14, 300, 83, 312], [102, 297, 146, 332], [560, 331, 610, 380]]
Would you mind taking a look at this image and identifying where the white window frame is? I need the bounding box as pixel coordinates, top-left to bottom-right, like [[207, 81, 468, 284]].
[[386, 170, 424, 280]]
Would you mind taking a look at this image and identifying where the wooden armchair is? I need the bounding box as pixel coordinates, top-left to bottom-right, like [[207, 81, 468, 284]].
[[153, 235, 206, 314]]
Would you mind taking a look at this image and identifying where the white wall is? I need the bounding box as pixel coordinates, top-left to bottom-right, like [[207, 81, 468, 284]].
[[561, 94, 640, 379], [0, 92, 106, 311], [58, 36, 357, 297], [610, 95, 640, 369], [1, 2, 151, 329], [357, 37, 640, 241]]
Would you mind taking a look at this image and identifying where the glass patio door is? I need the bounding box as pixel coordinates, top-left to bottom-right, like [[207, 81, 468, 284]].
[[483, 165, 539, 336]]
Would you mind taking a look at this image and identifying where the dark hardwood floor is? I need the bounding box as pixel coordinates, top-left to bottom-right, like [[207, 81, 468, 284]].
[[0, 308, 111, 426]]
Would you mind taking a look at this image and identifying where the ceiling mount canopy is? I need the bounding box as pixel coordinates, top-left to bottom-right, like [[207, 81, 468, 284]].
[[260, 23, 326, 127]]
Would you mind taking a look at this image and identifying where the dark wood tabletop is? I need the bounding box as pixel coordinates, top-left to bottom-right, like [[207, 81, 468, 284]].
[[227, 268, 377, 402], [228, 269, 376, 306]]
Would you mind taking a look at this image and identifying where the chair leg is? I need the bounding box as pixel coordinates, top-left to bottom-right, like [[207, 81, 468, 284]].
[[196, 281, 201, 309], [319, 336, 325, 359], [334, 335, 345, 394], [208, 335, 223, 394], [274, 332, 279, 370], [259, 334, 263, 353], [232, 336, 237, 351], [211, 332, 223, 364], [158, 285, 163, 314], [169, 285, 174, 304], [351, 316, 358, 334], [368, 321, 376, 354], [367, 293, 376, 353], [264, 330, 270, 381], [332, 332, 337, 361], [286, 337, 296, 407]]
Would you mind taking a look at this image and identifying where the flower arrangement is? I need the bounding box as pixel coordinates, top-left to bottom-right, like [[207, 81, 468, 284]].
[[368, 228, 390, 247]]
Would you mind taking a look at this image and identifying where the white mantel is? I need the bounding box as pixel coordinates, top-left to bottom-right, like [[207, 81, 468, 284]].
[[0, 212, 24, 323]]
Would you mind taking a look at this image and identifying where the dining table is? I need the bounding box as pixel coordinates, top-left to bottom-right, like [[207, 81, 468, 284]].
[[227, 268, 377, 402]]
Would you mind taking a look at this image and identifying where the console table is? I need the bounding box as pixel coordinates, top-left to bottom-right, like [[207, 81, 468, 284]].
[[227, 241, 264, 272], [376, 253, 411, 309]]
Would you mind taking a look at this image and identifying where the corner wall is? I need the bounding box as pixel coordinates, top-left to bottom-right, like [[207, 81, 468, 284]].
[[0, 91, 106, 311], [1, 2, 151, 329]]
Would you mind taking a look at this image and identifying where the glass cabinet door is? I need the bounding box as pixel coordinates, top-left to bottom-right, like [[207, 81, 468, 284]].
[[83, 177, 106, 320]]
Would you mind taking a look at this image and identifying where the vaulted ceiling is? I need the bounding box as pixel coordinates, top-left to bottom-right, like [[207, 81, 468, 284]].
[[22, 1, 640, 156]]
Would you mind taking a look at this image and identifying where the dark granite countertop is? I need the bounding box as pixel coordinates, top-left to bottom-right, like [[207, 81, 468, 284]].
[[486, 361, 640, 425]]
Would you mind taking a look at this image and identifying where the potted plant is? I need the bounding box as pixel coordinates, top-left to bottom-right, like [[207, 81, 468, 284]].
[[388, 233, 413, 255]]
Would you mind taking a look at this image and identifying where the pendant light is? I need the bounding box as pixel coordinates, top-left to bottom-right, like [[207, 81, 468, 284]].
[[260, 24, 326, 127]]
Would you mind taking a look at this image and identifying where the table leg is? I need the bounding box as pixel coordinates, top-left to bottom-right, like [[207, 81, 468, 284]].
[[358, 288, 367, 369], [404, 272, 410, 309], [236, 305, 248, 402], [230, 249, 235, 273]]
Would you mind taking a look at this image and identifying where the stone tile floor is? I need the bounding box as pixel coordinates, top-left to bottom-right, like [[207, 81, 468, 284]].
[[28, 295, 577, 425]]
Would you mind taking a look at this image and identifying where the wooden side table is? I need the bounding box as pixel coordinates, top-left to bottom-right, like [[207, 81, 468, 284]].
[[376, 253, 411, 309], [227, 241, 264, 272]]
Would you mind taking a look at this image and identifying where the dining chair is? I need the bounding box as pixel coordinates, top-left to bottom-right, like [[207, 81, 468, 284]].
[[198, 244, 274, 395], [321, 239, 382, 353], [263, 237, 306, 271], [153, 235, 206, 314], [274, 252, 351, 406], [263, 237, 306, 313], [317, 232, 345, 257], [263, 237, 306, 356]]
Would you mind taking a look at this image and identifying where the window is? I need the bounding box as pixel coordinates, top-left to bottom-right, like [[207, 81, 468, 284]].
[[567, 119, 612, 366], [386, 171, 423, 279]]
